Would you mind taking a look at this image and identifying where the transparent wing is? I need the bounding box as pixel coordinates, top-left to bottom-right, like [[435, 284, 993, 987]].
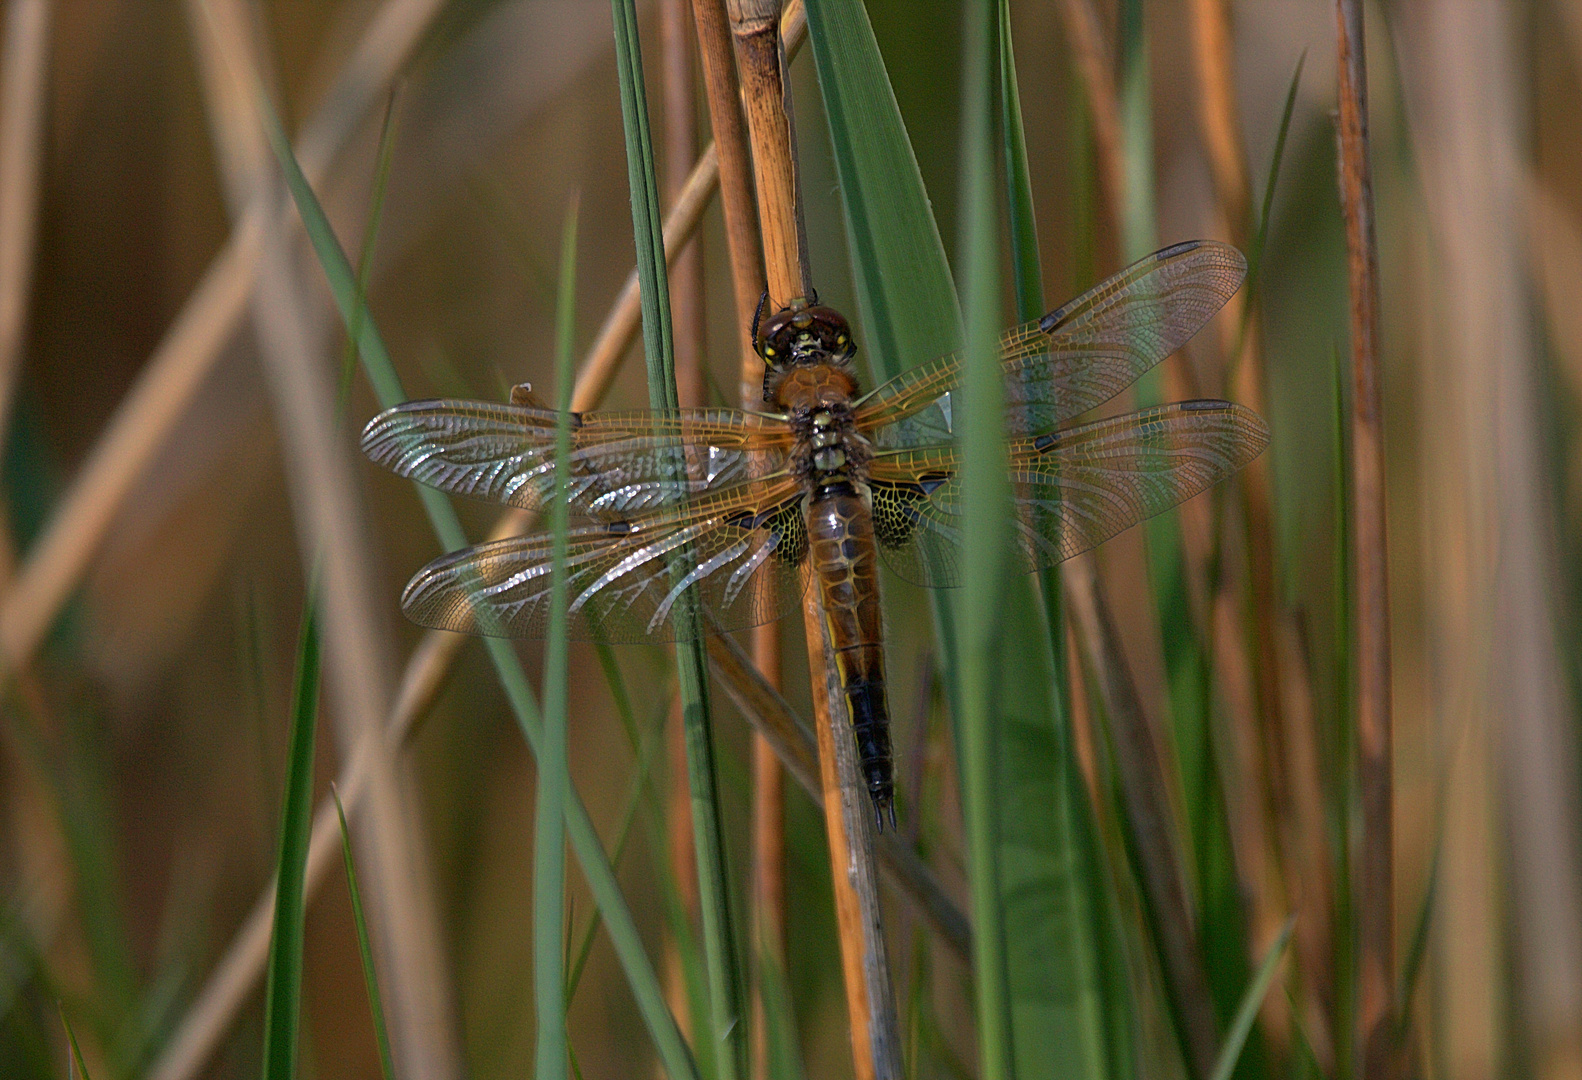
[[867, 400, 1269, 587], [855, 240, 1247, 442], [400, 480, 809, 642], [361, 400, 793, 519]]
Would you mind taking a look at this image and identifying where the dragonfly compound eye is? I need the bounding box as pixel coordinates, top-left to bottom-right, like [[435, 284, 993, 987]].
[[759, 298, 857, 365]]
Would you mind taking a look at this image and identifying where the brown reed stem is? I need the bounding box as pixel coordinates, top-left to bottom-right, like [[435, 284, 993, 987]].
[[726, 1, 899, 1075], [196, 4, 463, 1074], [1334, 0, 1394, 1076]]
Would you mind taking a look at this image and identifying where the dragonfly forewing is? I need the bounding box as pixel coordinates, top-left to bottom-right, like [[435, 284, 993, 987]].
[[360, 399, 792, 519], [867, 400, 1269, 587], [856, 240, 1248, 441]]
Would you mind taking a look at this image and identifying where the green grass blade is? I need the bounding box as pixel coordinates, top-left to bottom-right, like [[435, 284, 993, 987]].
[[260, 594, 321, 1080], [533, 197, 580, 1080], [255, 78, 701, 1080], [1210, 917, 1294, 1080], [999, 5, 1120, 1075], [59, 1005, 93, 1080], [1396, 838, 1438, 1042], [330, 787, 396, 1080], [958, 3, 1013, 1075], [610, 1, 744, 1076]]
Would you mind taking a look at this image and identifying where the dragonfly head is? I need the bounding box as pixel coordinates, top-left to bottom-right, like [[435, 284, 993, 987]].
[[755, 296, 858, 402]]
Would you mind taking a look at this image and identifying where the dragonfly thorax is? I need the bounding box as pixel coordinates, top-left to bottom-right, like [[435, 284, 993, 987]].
[[786, 396, 871, 489]]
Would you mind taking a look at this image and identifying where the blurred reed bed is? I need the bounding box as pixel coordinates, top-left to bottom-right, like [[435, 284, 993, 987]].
[[0, 1, 1579, 1079]]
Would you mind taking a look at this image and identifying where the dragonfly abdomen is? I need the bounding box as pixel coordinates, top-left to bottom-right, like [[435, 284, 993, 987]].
[[808, 483, 895, 830]]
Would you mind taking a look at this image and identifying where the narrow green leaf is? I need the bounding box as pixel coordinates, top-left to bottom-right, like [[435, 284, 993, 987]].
[[610, 1, 743, 1077], [958, 3, 1014, 1077], [260, 595, 321, 1080], [1210, 917, 1294, 1080], [999, 6, 1120, 1077], [255, 79, 702, 1080], [804, 0, 962, 383], [533, 197, 579, 1080], [331, 787, 396, 1080]]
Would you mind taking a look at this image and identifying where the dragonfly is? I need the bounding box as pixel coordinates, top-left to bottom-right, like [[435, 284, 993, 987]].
[[361, 239, 1269, 831]]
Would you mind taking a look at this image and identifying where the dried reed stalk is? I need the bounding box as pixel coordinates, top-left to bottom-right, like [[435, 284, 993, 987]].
[[0, 0, 50, 488], [1334, 1, 1393, 1076], [1407, 12, 1582, 1078], [0, 0, 450, 679], [726, 1, 899, 1075], [1521, 175, 1582, 1080]]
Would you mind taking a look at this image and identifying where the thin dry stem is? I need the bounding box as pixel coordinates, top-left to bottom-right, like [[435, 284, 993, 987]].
[[1334, 1, 1393, 1075], [0, 0, 50, 481], [727, 0, 809, 305], [195, 5, 463, 1073]]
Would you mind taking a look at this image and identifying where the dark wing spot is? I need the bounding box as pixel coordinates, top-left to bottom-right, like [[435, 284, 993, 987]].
[[871, 473, 952, 549]]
